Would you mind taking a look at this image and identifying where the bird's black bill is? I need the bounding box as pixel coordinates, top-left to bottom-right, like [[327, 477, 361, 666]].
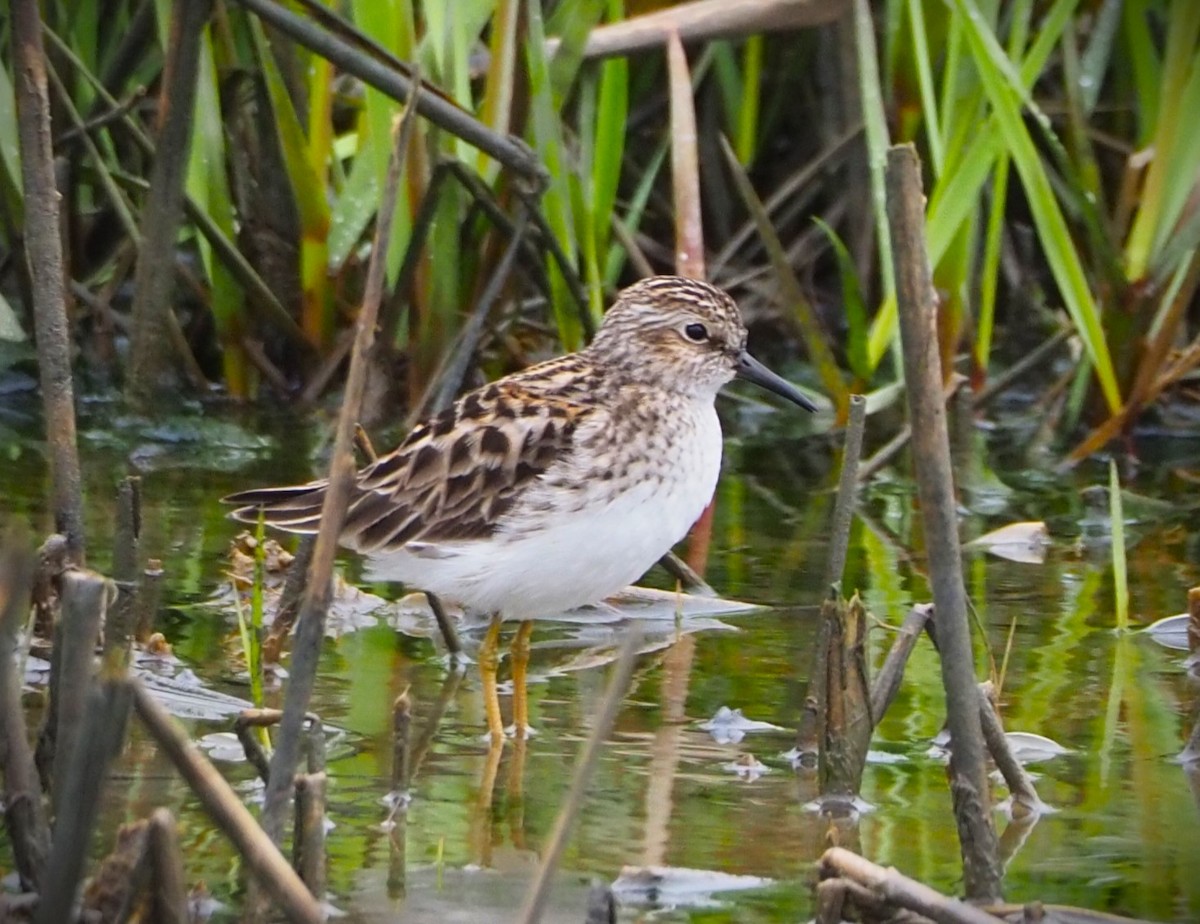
[[735, 350, 818, 411]]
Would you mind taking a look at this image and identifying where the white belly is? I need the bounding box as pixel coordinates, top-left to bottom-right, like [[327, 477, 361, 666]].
[[364, 399, 723, 619]]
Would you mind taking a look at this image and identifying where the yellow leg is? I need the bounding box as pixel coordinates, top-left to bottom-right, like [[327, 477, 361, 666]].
[[479, 614, 505, 745], [510, 620, 533, 739]]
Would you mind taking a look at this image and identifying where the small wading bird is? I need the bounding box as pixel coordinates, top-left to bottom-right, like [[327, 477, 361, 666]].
[[225, 276, 817, 742]]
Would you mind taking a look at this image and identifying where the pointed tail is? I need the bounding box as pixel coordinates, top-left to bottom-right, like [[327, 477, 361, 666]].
[[222, 481, 329, 534]]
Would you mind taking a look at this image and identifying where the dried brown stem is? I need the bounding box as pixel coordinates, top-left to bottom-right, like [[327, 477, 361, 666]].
[[12, 0, 86, 562], [869, 604, 933, 722], [886, 143, 1001, 901], [134, 559, 164, 643], [126, 0, 214, 405], [566, 0, 849, 60], [261, 98, 419, 845], [293, 772, 327, 898], [977, 682, 1045, 818], [108, 476, 141, 663], [0, 541, 49, 892], [816, 593, 872, 799]]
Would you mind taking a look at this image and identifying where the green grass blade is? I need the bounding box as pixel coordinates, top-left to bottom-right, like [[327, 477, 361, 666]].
[[736, 36, 763, 165], [955, 0, 1122, 413], [906, 0, 943, 174], [1122, 0, 1162, 146], [1125, 5, 1200, 279], [1108, 460, 1128, 632], [974, 152, 1009, 372]]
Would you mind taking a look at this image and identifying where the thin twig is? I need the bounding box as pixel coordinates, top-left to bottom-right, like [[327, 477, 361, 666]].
[[517, 632, 641, 924], [976, 682, 1046, 818], [261, 92, 421, 844], [226, 0, 544, 182], [825, 394, 867, 586], [887, 143, 1000, 900], [131, 680, 323, 923]]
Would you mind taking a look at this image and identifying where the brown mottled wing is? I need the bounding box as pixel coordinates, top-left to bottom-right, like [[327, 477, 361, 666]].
[[225, 360, 594, 552]]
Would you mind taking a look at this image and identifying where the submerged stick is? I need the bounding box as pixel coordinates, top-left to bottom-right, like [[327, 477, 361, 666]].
[[869, 604, 932, 722], [976, 682, 1045, 818], [12, 0, 86, 561], [261, 97, 419, 845], [131, 679, 323, 923], [819, 848, 1003, 924], [886, 144, 1001, 901], [426, 593, 462, 659], [517, 633, 640, 924]]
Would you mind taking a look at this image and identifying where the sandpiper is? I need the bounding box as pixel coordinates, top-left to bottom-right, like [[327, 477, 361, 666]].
[[225, 275, 816, 739]]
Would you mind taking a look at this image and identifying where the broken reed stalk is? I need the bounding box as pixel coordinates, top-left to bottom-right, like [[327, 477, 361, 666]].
[[826, 393, 867, 587], [130, 679, 324, 923], [516, 632, 641, 924], [109, 476, 142, 658], [80, 816, 150, 921], [234, 709, 276, 781], [147, 809, 190, 924], [818, 847, 1004, 924], [134, 559, 164, 643], [126, 0, 214, 406], [0, 542, 49, 892], [261, 98, 419, 845], [816, 593, 872, 799], [869, 604, 932, 721], [976, 682, 1044, 817], [12, 0, 87, 562], [293, 773, 328, 898], [305, 714, 327, 774], [35, 675, 134, 924], [47, 571, 110, 810], [886, 143, 1002, 900]]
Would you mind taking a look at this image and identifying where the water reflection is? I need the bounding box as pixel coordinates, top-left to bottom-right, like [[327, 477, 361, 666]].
[[2, 398, 1200, 922]]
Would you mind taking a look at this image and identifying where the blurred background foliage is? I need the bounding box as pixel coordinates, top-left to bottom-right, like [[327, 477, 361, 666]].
[[0, 0, 1198, 455]]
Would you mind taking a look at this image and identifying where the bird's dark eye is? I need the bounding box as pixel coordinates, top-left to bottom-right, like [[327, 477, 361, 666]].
[[684, 322, 708, 342]]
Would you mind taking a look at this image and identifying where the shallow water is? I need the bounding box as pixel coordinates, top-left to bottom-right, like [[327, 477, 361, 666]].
[[3, 387, 1200, 922]]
